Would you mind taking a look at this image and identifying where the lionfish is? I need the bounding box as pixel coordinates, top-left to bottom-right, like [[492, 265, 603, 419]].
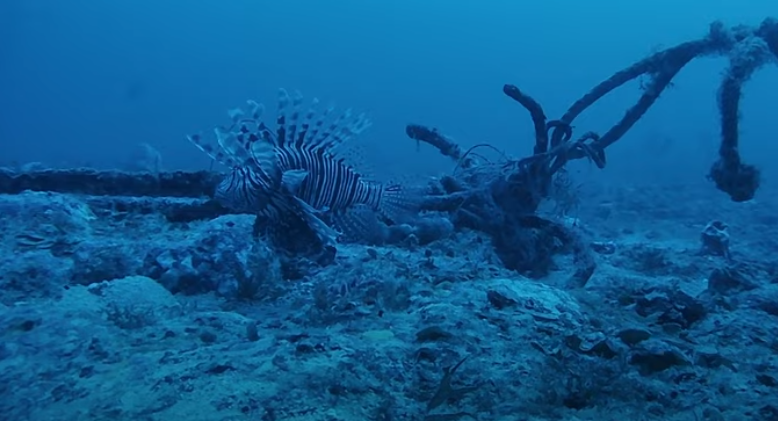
[[188, 89, 420, 244]]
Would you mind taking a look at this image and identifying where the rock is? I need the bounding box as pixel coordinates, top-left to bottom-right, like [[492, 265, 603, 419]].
[[707, 265, 759, 294], [87, 276, 181, 329], [617, 327, 652, 346], [629, 339, 689, 375], [591, 241, 617, 254], [700, 220, 730, 258]]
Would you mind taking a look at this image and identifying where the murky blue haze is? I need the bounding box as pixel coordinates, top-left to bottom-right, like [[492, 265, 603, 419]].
[[1, 1, 775, 184]]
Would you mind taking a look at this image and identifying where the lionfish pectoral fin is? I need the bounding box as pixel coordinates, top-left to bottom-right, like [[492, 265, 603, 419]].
[[281, 169, 309, 194], [292, 196, 341, 244], [249, 135, 281, 182]]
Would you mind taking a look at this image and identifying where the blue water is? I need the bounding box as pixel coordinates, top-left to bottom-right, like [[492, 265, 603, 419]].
[[2, 0, 775, 182]]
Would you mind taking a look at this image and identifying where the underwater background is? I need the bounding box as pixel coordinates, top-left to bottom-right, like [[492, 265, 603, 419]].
[[1, 0, 776, 182], [2, 1, 778, 420]]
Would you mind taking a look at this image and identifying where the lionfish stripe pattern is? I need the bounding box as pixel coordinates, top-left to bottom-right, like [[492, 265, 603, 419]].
[[246, 89, 420, 221], [188, 88, 420, 244], [187, 115, 338, 245]]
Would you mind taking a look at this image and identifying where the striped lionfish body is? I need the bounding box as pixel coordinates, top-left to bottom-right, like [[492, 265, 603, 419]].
[[189, 89, 420, 242], [187, 100, 339, 246]]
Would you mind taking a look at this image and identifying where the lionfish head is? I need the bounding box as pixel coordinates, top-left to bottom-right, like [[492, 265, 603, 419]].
[[214, 166, 271, 213]]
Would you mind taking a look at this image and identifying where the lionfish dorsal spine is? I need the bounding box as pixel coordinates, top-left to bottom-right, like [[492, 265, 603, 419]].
[[306, 105, 332, 148], [276, 88, 292, 148], [214, 126, 254, 167], [296, 97, 320, 147], [186, 133, 242, 169], [246, 100, 264, 120], [285, 91, 304, 147]]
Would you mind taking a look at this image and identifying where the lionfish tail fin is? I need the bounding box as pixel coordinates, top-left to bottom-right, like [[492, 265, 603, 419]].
[[332, 206, 388, 245], [378, 181, 425, 223]]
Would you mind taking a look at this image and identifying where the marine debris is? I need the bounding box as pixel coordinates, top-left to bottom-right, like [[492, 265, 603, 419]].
[[410, 18, 778, 209], [406, 19, 777, 282]]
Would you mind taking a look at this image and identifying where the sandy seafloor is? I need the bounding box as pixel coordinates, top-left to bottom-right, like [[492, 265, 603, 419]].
[[1, 181, 777, 421]]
